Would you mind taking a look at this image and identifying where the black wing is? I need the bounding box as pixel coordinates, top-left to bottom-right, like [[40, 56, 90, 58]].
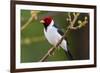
[[53, 24, 69, 44], [57, 28, 64, 36], [53, 24, 64, 36]]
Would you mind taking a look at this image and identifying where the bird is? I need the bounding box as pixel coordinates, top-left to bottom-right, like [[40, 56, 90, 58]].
[[40, 16, 73, 60]]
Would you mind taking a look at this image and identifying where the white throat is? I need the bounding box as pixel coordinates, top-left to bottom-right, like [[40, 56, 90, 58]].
[[49, 20, 54, 27]]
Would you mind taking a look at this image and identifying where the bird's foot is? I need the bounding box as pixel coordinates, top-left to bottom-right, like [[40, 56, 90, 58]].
[[49, 52, 55, 56], [48, 49, 55, 56]]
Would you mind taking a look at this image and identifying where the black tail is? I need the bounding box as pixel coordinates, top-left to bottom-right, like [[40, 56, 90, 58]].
[[67, 50, 74, 60], [64, 50, 74, 60]]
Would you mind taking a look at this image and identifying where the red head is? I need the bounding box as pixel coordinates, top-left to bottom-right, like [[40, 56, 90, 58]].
[[40, 16, 53, 26]]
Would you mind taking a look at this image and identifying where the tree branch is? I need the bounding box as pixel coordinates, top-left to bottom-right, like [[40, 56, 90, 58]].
[[69, 16, 88, 30], [21, 16, 33, 31], [21, 11, 40, 31]]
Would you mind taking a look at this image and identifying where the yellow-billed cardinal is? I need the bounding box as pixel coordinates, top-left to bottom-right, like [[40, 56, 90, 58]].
[[40, 16, 73, 60]]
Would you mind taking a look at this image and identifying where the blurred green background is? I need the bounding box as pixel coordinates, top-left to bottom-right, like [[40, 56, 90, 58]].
[[21, 10, 89, 63]]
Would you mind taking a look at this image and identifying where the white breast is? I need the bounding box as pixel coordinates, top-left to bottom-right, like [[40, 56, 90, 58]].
[[44, 26, 68, 51], [44, 26, 60, 46]]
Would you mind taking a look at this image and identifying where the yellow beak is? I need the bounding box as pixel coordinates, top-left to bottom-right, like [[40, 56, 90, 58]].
[[40, 20, 45, 23]]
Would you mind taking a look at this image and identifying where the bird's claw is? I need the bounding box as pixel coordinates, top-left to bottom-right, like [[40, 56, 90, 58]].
[[49, 52, 55, 56]]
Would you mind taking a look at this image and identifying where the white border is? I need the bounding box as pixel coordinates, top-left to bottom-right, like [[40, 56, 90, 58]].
[[15, 4, 94, 69]]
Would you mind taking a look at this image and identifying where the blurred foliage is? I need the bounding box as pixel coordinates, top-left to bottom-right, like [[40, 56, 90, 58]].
[[21, 10, 89, 63]]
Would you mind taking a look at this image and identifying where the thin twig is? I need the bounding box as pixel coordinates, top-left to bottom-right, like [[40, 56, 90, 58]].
[[21, 16, 33, 31], [21, 10, 39, 31], [70, 16, 88, 30], [71, 13, 80, 27]]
